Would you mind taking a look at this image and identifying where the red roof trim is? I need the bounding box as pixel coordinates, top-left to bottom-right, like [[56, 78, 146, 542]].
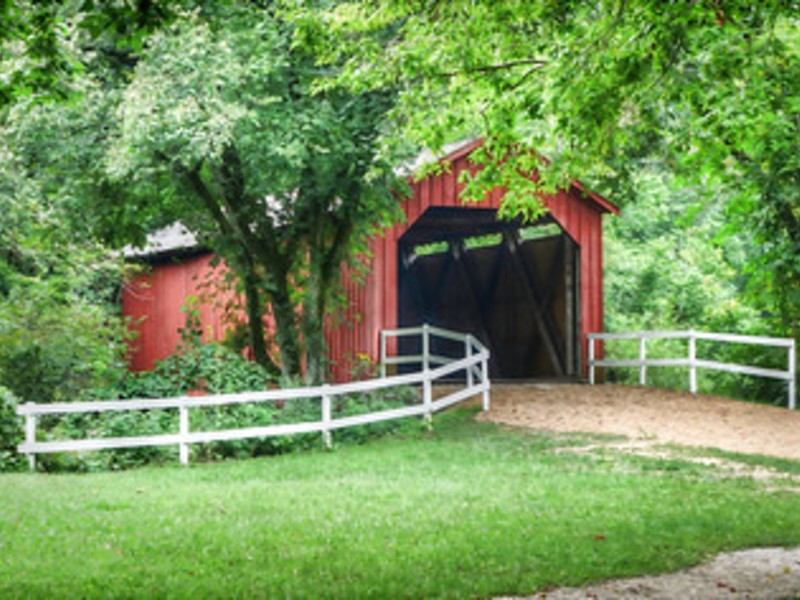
[[431, 138, 619, 215], [570, 180, 620, 215], [435, 138, 484, 165]]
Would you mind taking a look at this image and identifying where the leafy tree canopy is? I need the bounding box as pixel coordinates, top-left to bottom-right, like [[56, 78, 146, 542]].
[[304, 0, 800, 333], [4, 2, 405, 383]]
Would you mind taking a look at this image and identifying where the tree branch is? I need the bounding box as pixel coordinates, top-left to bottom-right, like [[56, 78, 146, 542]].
[[436, 58, 548, 79]]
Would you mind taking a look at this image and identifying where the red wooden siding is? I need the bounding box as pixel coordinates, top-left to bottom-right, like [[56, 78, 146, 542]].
[[123, 140, 617, 380], [123, 254, 234, 371]]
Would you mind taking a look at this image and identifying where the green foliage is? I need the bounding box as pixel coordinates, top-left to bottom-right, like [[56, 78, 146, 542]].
[[605, 171, 758, 335], [0, 386, 24, 472], [602, 168, 792, 402], [40, 340, 279, 470], [0, 290, 130, 405], [0, 0, 192, 106], [121, 344, 274, 400], [0, 114, 131, 406], [115, 299, 277, 399]]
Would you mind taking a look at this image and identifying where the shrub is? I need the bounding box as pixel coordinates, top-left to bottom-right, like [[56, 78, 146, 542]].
[[119, 342, 275, 399], [0, 385, 25, 472], [0, 286, 129, 405]]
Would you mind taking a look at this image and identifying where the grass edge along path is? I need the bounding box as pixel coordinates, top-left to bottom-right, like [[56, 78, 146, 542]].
[[1, 408, 799, 599]]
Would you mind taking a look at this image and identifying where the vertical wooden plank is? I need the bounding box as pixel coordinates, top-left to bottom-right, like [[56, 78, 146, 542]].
[[443, 163, 457, 206], [455, 157, 469, 205], [367, 237, 381, 361], [463, 335, 473, 385], [490, 186, 503, 209], [481, 353, 490, 411], [584, 209, 605, 372], [384, 229, 399, 357], [582, 209, 599, 375], [584, 210, 599, 369], [408, 181, 422, 224], [431, 169, 443, 207], [564, 240, 575, 376], [122, 270, 156, 371]]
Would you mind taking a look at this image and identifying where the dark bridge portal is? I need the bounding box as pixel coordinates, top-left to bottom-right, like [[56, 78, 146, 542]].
[[398, 207, 580, 379]]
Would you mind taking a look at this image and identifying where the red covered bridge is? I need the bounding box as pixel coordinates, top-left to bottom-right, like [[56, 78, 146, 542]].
[[123, 140, 618, 381]]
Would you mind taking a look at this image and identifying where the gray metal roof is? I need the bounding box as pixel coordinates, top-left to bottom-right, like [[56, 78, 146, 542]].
[[121, 222, 200, 259]]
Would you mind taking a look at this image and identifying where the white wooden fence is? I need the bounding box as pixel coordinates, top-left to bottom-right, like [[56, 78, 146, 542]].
[[17, 324, 490, 470], [588, 330, 796, 409]]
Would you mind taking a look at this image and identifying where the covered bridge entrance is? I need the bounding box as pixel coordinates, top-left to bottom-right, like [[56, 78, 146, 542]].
[[398, 207, 579, 379]]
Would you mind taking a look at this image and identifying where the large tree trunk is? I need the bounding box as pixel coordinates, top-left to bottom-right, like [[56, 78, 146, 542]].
[[302, 206, 357, 384], [302, 272, 327, 385], [270, 283, 302, 380], [242, 271, 279, 376]]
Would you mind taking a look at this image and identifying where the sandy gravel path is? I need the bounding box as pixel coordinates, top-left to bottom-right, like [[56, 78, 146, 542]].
[[506, 547, 800, 600], [477, 383, 800, 460]]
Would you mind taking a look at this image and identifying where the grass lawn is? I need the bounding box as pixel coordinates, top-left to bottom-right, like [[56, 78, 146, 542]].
[[2, 408, 800, 598]]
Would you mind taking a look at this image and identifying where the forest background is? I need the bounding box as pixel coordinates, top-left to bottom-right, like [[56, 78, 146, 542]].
[[0, 0, 797, 429]]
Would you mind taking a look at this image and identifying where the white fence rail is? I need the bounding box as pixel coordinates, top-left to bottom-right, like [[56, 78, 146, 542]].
[[588, 330, 796, 409], [17, 324, 490, 470]]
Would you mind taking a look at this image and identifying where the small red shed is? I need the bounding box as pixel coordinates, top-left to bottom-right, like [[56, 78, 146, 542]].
[[123, 139, 618, 380]]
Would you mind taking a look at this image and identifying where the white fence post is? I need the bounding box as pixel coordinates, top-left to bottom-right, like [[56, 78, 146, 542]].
[[422, 324, 432, 429], [481, 354, 490, 412], [638, 337, 647, 386], [422, 323, 430, 372], [322, 385, 332, 449], [423, 375, 433, 430], [689, 330, 697, 394], [24, 405, 36, 471], [789, 340, 796, 410], [588, 336, 596, 385], [465, 335, 474, 388], [179, 405, 189, 466]]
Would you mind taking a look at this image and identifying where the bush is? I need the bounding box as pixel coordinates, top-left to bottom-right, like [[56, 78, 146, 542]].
[[119, 342, 275, 399], [0, 286, 129, 405], [0, 385, 25, 472]]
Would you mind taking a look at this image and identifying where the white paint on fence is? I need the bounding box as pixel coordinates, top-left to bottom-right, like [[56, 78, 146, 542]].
[[588, 330, 796, 409], [17, 326, 490, 469]]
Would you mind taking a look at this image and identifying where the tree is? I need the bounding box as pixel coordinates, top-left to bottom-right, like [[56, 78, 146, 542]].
[[4, 3, 404, 383], [0, 0, 190, 106], [307, 0, 800, 334], [0, 135, 130, 404]]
